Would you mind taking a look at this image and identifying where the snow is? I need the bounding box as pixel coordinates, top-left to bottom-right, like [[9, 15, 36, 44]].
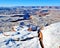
[[41, 22, 60, 48], [0, 22, 60, 48], [0, 25, 41, 48]]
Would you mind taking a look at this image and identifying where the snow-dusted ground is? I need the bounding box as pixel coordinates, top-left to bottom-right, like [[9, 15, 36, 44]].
[[0, 26, 41, 48], [0, 22, 60, 48], [41, 22, 60, 48]]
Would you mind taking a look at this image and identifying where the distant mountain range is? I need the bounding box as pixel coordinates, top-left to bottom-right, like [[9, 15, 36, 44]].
[[0, 6, 60, 15]]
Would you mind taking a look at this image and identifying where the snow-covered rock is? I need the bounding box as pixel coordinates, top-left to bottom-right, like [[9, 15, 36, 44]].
[[0, 25, 41, 48], [41, 22, 60, 48]]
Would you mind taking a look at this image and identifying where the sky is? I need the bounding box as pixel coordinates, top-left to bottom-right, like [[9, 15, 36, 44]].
[[0, 0, 60, 7]]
